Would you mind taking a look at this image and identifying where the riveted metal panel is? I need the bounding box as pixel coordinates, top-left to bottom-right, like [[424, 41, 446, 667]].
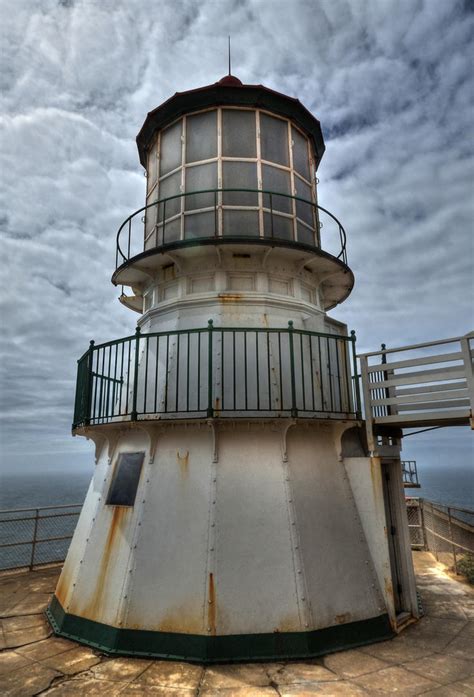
[[286, 426, 386, 629]]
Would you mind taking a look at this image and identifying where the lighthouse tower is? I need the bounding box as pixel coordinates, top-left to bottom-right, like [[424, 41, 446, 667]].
[[47, 74, 420, 662]]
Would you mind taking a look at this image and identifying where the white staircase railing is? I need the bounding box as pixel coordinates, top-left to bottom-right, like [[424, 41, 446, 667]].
[[358, 333, 474, 452]]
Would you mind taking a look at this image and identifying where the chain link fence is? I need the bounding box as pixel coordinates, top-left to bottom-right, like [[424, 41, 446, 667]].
[[406, 497, 474, 576], [1, 499, 472, 578], [0, 505, 82, 572]]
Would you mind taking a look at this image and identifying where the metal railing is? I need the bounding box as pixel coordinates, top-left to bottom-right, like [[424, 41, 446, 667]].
[[0, 504, 82, 572], [115, 188, 348, 268], [402, 460, 420, 487], [358, 335, 474, 446], [406, 498, 474, 575], [73, 322, 360, 428]]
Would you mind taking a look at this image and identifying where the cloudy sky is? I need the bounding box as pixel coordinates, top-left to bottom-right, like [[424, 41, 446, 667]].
[[1, 0, 473, 483]]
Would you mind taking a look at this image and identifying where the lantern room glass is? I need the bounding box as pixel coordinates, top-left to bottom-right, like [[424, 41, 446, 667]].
[[145, 107, 318, 249]]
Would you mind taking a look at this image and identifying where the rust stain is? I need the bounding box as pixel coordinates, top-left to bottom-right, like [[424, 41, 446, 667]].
[[214, 397, 220, 417], [176, 449, 189, 476], [262, 313, 269, 327], [335, 612, 351, 625], [370, 456, 381, 502], [79, 507, 129, 620], [156, 602, 203, 634], [208, 572, 216, 635], [384, 576, 394, 600], [273, 612, 301, 632], [55, 560, 72, 607], [218, 293, 242, 303]]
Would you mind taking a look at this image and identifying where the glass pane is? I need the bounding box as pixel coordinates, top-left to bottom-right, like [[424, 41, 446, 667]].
[[297, 222, 316, 246], [160, 217, 181, 244], [186, 110, 217, 163], [160, 120, 182, 176], [222, 162, 258, 206], [264, 212, 294, 241], [295, 179, 314, 226], [159, 171, 181, 219], [147, 141, 158, 191], [185, 163, 217, 210], [262, 165, 292, 214], [260, 113, 289, 166], [223, 210, 260, 237], [292, 127, 310, 180], [106, 452, 144, 506], [222, 109, 256, 157], [145, 195, 157, 238], [184, 211, 216, 239]]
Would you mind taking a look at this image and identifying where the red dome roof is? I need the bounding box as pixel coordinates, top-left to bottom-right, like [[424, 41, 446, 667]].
[[217, 74, 243, 86]]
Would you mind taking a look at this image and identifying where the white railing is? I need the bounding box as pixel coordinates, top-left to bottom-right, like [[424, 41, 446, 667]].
[[358, 333, 474, 451]]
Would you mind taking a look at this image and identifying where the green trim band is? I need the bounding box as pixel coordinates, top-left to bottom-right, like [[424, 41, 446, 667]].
[[46, 595, 394, 664]]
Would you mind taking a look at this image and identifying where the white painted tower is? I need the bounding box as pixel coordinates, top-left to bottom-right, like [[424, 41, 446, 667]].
[[48, 74, 420, 662]]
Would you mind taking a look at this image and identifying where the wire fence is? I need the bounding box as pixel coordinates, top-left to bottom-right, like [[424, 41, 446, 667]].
[[1, 499, 472, 577], [406, 497, 474, 575], [0, 505, 81, 572]]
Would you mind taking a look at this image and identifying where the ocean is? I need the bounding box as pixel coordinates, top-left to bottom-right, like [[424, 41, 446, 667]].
[[1, 463, 472, 512]]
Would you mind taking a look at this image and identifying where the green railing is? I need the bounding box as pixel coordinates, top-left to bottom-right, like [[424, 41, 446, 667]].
[[115, 188, 348, 269], [73, 323, 360, 428]]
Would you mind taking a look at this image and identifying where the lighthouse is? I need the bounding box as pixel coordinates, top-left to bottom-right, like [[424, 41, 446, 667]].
[[47, 74, 420, 662]]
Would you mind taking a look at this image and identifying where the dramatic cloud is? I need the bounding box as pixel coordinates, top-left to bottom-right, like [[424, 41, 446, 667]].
[[0, 0, 473, 474]]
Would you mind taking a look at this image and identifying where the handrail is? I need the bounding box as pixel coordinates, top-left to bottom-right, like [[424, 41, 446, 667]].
[[358, 333, 474, 359], [73, 323, 360, 428], [115, 188, 348, 268]]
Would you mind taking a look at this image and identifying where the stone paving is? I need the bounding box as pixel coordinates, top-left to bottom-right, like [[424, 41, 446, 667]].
[[0, 552, 473, 696]]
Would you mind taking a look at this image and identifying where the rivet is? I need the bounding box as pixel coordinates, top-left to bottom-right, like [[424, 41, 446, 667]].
[[207, 627, 211, 632], [210, 547, 214, 551], [129, 569, 133, 573], [295, 545, 299, 549], [305, 623, 309, 628], [302, 597, 305, 601], [297, 570, 301, 574], [208, 600, 212, 604]]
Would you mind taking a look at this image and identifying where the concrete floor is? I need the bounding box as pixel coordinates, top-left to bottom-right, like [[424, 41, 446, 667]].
[[0, 552, 473, 696]]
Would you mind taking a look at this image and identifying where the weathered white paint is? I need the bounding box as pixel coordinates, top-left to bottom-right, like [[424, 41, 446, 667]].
[[59, 420, 394, 636]]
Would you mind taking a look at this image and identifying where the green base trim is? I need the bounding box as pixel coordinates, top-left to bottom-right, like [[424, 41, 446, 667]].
[[46, 595, 394, 664]]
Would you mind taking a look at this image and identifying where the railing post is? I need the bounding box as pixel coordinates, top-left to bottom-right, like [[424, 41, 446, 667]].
[[359, 353, 375, 454], [288, 321, 297, 418], [460, 335, 474, 428], [207, 319, 214, 417], [29, 509, 39, 571], [350, 330, 362, 419], [84, 340, 95, 426], [131, 326, 141, 421]]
